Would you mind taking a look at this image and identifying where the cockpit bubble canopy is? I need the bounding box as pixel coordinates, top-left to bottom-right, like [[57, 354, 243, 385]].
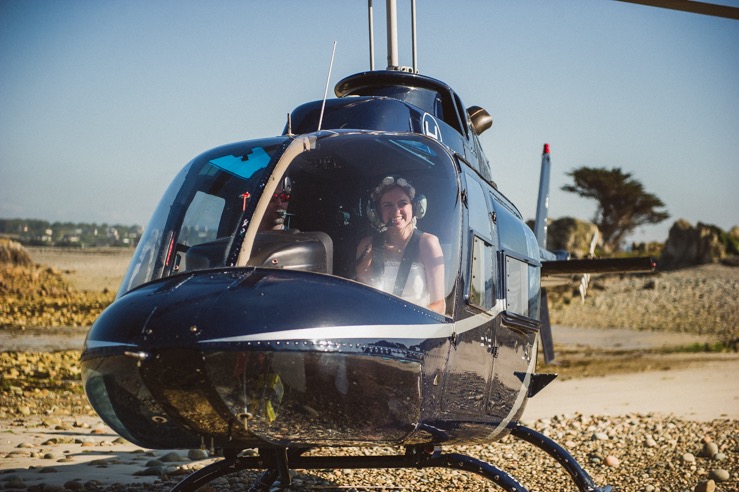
[[119, 132, 461, 315]]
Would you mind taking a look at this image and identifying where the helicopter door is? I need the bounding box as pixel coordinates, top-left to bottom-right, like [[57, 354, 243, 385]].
[[485, 192, 542, 420], [441, 171, 497, 416]]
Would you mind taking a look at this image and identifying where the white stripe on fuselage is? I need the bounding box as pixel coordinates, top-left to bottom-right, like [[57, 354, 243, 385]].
[[487, 335, 538, 439], [199, 300, 505, 344]]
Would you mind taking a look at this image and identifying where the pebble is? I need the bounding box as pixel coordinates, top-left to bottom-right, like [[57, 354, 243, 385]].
[[159, 451, 187, 462], [134, 465, 164, 476], [708, 469, 730, 482], [702, 441, 719, 458], [682, 452, 696, 463], [188, 448, 209, 460], [694, 480, 716, 492], [604, 455, 619, 467], [4, 478, 26, 490]]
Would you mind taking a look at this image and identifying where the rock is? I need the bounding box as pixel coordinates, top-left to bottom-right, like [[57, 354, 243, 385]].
[[3, 478, 26, 489], [592, 432, 609, 441], [545, 217, 602, 258], [660, 220, 729, 269], [63, 480, 85, 490], [694, 480, 716, 492], [159, 451, 187, 462], [604, 455, 620, 467], [708, 469, 730, 482], [188, 448, 209, 460], [682, 452, 696, 463], [134, 465, 164, 476], [0, 239, 33, 266], [701, 441, 718, 458]]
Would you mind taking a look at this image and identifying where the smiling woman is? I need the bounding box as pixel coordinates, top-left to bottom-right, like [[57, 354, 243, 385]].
[[355, 175, 446, 314]]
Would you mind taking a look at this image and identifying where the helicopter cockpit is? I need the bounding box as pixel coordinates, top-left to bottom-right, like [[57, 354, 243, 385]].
[[118, 131, 461, 316]]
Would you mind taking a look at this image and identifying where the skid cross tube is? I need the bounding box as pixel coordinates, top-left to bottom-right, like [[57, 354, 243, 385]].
[[172, 446, 525, 492], [172, 426, 614, 492]]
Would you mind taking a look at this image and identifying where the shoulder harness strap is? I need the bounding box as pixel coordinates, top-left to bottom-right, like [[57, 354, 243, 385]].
[[393, 230, 422, 297]]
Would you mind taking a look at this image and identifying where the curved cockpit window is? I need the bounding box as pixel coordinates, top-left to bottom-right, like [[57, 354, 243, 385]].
[[117, 137, 290, 297], [118, 132, 461, 316]]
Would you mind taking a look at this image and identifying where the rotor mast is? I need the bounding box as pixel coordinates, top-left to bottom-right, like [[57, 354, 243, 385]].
[[368, 0, 418, 73]]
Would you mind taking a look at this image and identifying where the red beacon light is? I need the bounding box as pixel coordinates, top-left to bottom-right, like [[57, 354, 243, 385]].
[[543, 143, 550, 154]]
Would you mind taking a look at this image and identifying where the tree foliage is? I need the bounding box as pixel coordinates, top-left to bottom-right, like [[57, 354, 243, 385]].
[[562, 167, 669, 252]]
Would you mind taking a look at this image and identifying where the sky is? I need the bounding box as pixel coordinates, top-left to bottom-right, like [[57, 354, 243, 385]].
[[1, 0, 738, 244]]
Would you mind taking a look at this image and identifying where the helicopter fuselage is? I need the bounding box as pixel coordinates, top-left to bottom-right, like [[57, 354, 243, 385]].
[[81, 70, 545, 453]]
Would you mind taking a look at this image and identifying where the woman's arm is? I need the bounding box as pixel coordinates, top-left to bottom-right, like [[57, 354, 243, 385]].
[[355, 236, 373, 284], [420, 233, 446, 314]]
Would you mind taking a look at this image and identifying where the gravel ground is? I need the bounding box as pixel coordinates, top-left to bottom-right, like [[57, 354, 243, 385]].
[[549, 264, 739, 345], [1, 263, 737, 491], [1, 409, 736, 491]]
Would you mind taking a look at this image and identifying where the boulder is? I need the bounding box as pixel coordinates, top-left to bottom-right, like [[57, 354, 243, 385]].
[[0, 238, 33, 266], [659, 219, 730, 270], [545, 217, 602, 258]]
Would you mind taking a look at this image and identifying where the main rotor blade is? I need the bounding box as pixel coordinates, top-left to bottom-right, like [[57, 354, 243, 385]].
[[616, 0, 739, 20]]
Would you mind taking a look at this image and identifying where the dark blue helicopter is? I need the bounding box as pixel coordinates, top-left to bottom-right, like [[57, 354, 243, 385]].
[[81, 2, 656, 491]]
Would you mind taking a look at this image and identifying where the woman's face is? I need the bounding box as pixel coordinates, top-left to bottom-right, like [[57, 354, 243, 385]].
[[379, 186, 413, 231]]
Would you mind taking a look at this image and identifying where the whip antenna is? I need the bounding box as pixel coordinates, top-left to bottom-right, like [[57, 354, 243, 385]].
[[317, 41, 337, 132], [368, 0, 375, 70]]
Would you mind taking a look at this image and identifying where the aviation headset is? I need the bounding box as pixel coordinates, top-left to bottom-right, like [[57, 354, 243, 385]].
[[366, 175, 427, 232]]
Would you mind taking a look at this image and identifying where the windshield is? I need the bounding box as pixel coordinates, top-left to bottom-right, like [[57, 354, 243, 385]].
[[117, 137, 290, 297], [118, 132, 461, 316]]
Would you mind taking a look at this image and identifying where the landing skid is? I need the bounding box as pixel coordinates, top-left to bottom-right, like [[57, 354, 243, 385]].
[[170, 424, 612, 492]]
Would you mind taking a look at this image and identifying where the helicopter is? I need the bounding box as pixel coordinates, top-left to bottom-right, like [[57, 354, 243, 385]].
[[80, 2, 658, 491]]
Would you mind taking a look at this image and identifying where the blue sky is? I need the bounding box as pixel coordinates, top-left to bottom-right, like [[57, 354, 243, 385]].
[[1, 1, 737, 243]]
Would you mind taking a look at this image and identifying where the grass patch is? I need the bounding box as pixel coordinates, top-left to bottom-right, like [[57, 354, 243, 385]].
[[664, 341, 735, 353]]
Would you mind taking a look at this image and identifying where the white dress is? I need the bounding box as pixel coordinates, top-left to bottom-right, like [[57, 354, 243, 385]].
[[369, 260, 430, 307]]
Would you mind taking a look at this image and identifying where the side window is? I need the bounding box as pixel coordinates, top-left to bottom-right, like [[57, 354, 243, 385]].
[[503, 254, 540, 319], [465, 175, 492, 238], [470, 235, 494, 310], [465, 174, 495, 310]]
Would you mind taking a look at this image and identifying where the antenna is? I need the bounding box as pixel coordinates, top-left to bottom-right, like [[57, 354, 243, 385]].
[[411, 0, 417, 72], [317, 41, 337, 132], [368, 0, 375, 70]]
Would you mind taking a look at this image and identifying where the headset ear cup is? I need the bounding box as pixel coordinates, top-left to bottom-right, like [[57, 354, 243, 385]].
[[414, 194, 427, 220]]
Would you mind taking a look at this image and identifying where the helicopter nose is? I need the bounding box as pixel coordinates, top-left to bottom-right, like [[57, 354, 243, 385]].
[[82, 267, 445, 449]]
